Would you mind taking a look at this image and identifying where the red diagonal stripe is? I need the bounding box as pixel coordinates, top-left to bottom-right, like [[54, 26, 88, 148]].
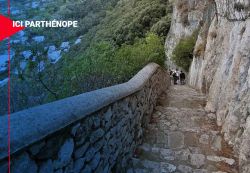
[[0, 14, 25, 41]]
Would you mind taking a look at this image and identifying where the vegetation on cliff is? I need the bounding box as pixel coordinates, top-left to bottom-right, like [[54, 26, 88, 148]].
[[0, 0, 172, 114], [172, 31, 198, 71]]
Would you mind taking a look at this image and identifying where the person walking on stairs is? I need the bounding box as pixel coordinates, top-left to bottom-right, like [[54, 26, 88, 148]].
[[180, 71, 186, 85], [172, 70, 178, 85], [169, 70, 174, 85]]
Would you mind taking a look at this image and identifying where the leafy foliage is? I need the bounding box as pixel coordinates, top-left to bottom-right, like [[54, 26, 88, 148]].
[[172, 31, 198, 71], [54, 33, 165, 99]]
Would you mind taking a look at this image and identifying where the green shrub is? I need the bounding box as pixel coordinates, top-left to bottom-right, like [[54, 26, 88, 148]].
[[57, 33, 165, 99], [151, 16, 171, 37], [172, 31, 198, 71]]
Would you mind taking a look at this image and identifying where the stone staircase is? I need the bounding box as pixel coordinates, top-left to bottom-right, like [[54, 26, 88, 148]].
[[126, 85, 239, 173]]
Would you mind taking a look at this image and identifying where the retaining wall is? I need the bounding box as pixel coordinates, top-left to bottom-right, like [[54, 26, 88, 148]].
[[0, 63, 170, 173]]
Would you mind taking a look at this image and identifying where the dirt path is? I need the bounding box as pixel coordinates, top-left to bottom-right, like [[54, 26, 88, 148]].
[[127, 85, 239, 173]]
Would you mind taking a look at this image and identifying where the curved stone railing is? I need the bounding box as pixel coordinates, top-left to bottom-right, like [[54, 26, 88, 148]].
[[0, 63, 170, 173]]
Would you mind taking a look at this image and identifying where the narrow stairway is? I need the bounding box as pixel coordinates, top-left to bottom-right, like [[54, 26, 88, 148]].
[[127, 85, 239, 173]]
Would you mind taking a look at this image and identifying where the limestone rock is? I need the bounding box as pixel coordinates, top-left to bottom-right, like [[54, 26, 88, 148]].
[[90, 129, 105, 143], [160, 162, 176, 172], [211, 136, 222, 151], [190, 154, 205, 168], [54, 138, 74, 169], [71, 123, 81, 137], [60, 42, 70, 52], [47, 45, 62, 64], [32, 36, 45, 43], [199, 134, 209, 145], [74, 142, 90, 159], [21, 50, 32, 60], [85, 147, 96, 162], [207, 156, 235, 165], [74, 158, 86, 173], [74, 38, 81, 45], [178, 165, 193, 173], [89, 152, 101, 170], [168, 132, 184, 149], [193, 169, 208, 173], [39, 160, 53, 173], [81, 165, 92, 173]]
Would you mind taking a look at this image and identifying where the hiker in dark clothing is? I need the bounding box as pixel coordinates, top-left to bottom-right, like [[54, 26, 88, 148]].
[[169, 70, 173, 76], [180, 71, 186, 85], [169, 70, 174, 84], [173, 71, 178, 85]]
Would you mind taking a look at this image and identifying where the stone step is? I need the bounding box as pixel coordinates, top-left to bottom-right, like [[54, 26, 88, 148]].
[[135, 144, 190, 163], [126, 85, 238, 173], [126, 158, 177, 173], [134, 144, 236, 169]]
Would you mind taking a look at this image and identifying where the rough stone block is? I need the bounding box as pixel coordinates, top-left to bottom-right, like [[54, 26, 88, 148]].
[[74, 142, 90, 159], [74, 158, 86, 173], [39, 160, 53, 173], [190, 154, 205, 168], [85, 147, 96, 162], [12, 152, 38, 173], [90, 152, 101, 170], [81, 165, 92, 173], [168, 132, 184, 149], [53, 138, 74, 169], [90, 129, 105, 143]]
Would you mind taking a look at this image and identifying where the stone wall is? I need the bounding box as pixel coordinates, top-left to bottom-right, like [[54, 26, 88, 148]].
[[0, 63, 170, 173]]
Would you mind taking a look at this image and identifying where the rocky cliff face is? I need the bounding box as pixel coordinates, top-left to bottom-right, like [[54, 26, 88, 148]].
[[166, 0, 250, 172], [165, 0, 214, 68]]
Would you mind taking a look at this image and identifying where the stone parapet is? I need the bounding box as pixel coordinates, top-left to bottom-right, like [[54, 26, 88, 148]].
[[0, 63, 170, 173]]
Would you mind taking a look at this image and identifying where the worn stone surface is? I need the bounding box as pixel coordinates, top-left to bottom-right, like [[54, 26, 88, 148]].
[[191, 154, 205, 168], [211, 136, 222, 151], [126, 86, 238, 173], [187, 0, 250, 171], [168, 132, 184, 149], [207, 156, 235, 165], [178, 165, 193, 173], [165, 0, 249, 172]]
